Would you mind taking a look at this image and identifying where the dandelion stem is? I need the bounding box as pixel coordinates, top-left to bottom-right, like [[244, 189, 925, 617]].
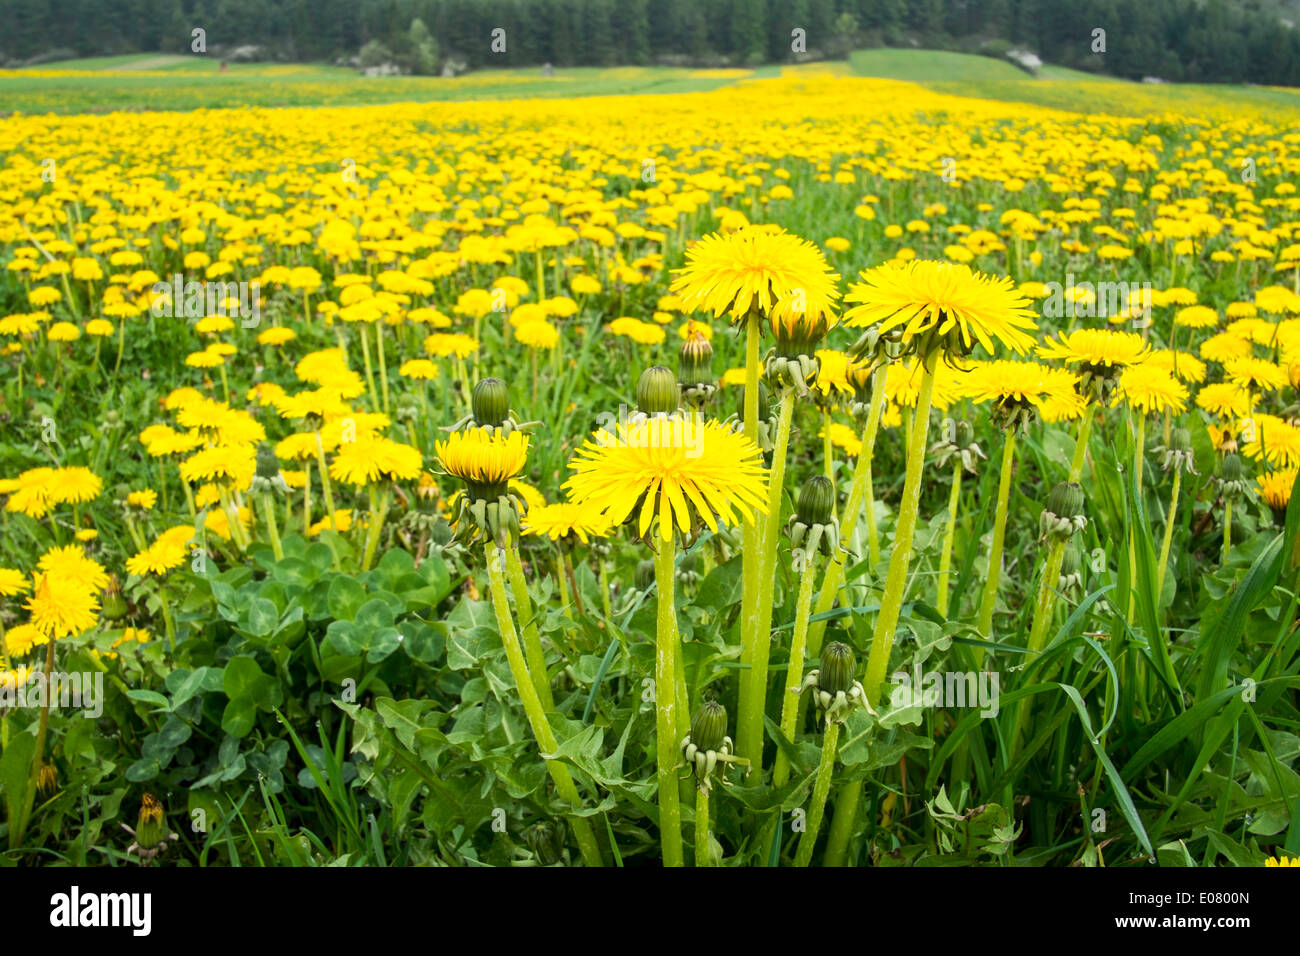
[[1223, 499, 1233, 564], [807, 369, 886, 660], [484, 542, 603, 867], [259, 491, 284, 561], [1156, 469, 1182, 608], [737, 317, 761, 765], [977, 430, 1017, 640], [360, 484, 390, 571], [936, 462, 963, 618], [793, 720, 840, 867], [653, 533, 684, 867], [694, 785, 711, 867], [1069, 407, 1094, 482], [12, 637, 56, 849], [739, 388, 795, 770], [505, 545, 555, 711], [773, 552, 818, 789], [863, 352, 936, 704], [1011, 538, 1069, 758]]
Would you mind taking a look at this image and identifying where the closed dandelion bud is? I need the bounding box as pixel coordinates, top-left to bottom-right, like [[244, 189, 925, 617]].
[[1039, 481, 1087, 542], [1217, 453, 1249, 500], [636, 366, 680, 415], [796, 475, 835, 527], [135, 794, 167, 850], [1156, 427, 1197, 474], [255, 443, 279, 480], [1058, 546, 1083, 595], [524, 822, 564, 866], [102, 574, 128, 621], [472, 377, 510, 427], [819, 641, 857, 697], [690, 700, 729, 754], [678, 333, 713, 387]]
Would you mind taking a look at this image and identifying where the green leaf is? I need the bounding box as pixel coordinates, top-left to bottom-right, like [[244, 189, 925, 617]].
[[326, 574, 368, 621], [244, 597, 279, 638]]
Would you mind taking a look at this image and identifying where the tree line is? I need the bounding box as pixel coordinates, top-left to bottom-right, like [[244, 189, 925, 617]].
[[3, 0, 1299, 85]]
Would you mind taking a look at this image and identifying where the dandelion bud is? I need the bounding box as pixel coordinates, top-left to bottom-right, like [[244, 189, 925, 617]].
[[819, 641, 857, 697], [1217, 453, 1250, 500], [1170, 427, 1192, 454], [1058, 546, 1083, 595], [1221, 453, 1243, 482], [689, 700, 729, 754], [636, 366, 679, 415], [255, 443, 280, 481], [525, 822, 564, 866], [678, 333, 713, 387], [1039, 481, 1087, 542], [135, 794, 167, 850], [472, 377, 510, 427], [101, 574, 128, 621], [796, 475, 835, 527]]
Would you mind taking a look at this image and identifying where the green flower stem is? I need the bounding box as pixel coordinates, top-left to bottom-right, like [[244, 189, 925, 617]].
[[11, 637, 56, 849], [936, 461, 963, 618], [808, 367, 886, 658], [977, 430, 1018, 639], [505, 545, 555, 711], [598, 557, 612, 622], [258, 490, 284, 561], [1127, 414, 1145, 625], [737, 318, 761, 764], [694, 785, 711, 867], [1068, 407, 1094, 482], [360, 484, 390, 571], [554, 553, 573, 619], [312, 432, 339, 531], [793, 720, 840, 867], [653, 535, 684, 867], [1155, 469, 1182, 607], [738, 387, 796, 770], [773, 552, 818, 789], [484, 543, 603, 867], [1223, 499, 1233, 564], [823, 408, 833, 480], [157, 583, 177, 654], [357, 323, 379, 414], [1010, 538, 1069, 759], [302, 460, 313, 535], [374, 322, 390, 416], [863, 353, 936, 704], [819, 359, 937, 869]]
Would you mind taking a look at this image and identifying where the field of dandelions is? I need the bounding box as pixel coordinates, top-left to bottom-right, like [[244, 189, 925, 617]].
[[2, 68, 1300, 868]]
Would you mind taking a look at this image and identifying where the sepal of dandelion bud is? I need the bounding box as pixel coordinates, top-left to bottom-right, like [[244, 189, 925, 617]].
[[929, 419, 987, 474], [800, 641, 874, 725], [992, 400, 1037, 434], [250, 443, 290, 495], [849, 326, 903, 365], [681, 700, 746, 792], [789, 475, 842, 571], [452, 492, 522, 548], [763, 351, 820, 396], [1038, 481, 1087, 544], [1058, 546, 1084, 598], [1215, 453, 1250, 500], [1154, 426, 1197, 475]]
